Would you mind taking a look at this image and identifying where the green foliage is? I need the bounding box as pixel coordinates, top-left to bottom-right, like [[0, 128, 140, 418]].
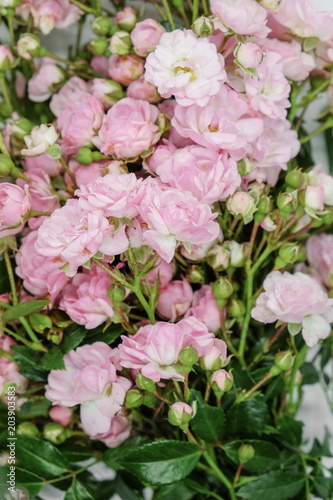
[[41, 346, 66, 370], [190, 389, 225, 443], [227, 394, 269, 437], [11, 345, 48, 382], [223, 439, 280, 473], [3, 300, 49, 322], [237, 471, 306, 500], [0, 466, 44, 498], [64, 478, 94, 500]]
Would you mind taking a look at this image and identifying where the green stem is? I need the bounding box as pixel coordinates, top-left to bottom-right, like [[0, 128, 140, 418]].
[[0, 348, 13, 361], [203, 451, 237, 500], [238, 245, 277, 365], [0, 300, 10, 309], [300, 453, 310, 500], [239, 372, 274, 402], [2, 326, 42, 351], [0, 131, 11, 157], [69, 0, 95, 14], [60, 157, 78, 188], [287, 344, 309, 414], [299, 122, 333, 144], [161, 0, 175, 29], [92, 259, 129, 287], [0, 77, 13, 114], [7, 16, 15, 48], [192, 0, 199, 22], [133, 273, 156, 324]]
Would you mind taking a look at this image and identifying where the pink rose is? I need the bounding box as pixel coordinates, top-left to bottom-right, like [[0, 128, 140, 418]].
[[210, 0, 270, 38], [115, 6, 136, 31], [306, 234, 333, 288], [131, 19, 165, 57], [145, 29, 226, 107], [235, 42, 263, 69], [24, 153, 62, 177], [200, 339, 228, 370], [0, 183, 31, 238], [108, 54, 144, 86], [46, 342, 132, 436], [139, 187, 220, 263], [155, 146, 241, 204], [59, 265, 114, 329], [144, 140, 177, 174], [94, 97, 160, 159], [92, 413, 131, 447], [49, 406, 72, 426], [15, 230, 68, 302], [300, 185, 324, 211], [157, 278, 193, 321], [28, 58, 64, 102], [50, 76, 89, 117], [17, 0, 82, 35], [0, 336, 27, 398], [252, 271, 333, 347], [57, 94, 104, 154], [17, 171, 59, 215], [307, 166, 333, 206], [73, 159, 126, 188], [127, 76, 160, 104], [185, 285, 221, 332]]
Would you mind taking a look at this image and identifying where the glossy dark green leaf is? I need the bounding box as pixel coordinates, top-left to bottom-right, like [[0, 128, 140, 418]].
[[64, 478, 94, 500], [277, 415, 303, 447], [325, 128, 333, 175], [11, 346, 47, 382], [85, 324, 124, 345], [300, 363, 319, 385], [0, 466, 44, 498], [190, 389, 225, 443], [41, 346, 65, 370], [104, 436, 149, 470], [18, 397, 51, 420], [115, 474, 142, 500], [223, 440, 280, 473], [227, 394, 269, 437], [16, 435, 71, 479], [29, 312, 52, 333], [120, 440, 201, 486], [59, 444, 95, 463], [60, 324, 87, 353], [155, 480, 194, 500], [237, 471, 305, 500], [3, 300, 49, 322]]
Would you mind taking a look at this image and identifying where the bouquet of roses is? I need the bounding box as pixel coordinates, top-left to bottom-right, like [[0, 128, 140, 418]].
[[0, 0, 333, 498]]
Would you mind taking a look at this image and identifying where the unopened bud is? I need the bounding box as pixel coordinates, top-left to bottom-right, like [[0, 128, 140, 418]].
[[228, 299, 245, 318], [136, 372, 156, 393], [191, 16, 214, 37], [17, 33, 40, 60], [115, 7, 137, 31], [238, 444, 255, 463], [226, 191, 257, 224], [274, 256, 288, 269], [299, 185, 324, 211], [11, 117, 34, 140], [168, 402, 193, 430], [285, 169, 305, 189], [125, 389, 143, 408], [237, 157, 253, 176], [17, 422, 40, 438], [229, 241, 246, 267], [234, 42, 263, 70], [43, 423, 72, 444], [207, 244, 230, 271], [142, 392, 157, 408], [277, 190, 298, 215], [0, 45, 14, 70], [179, 346, 199, 366], [210, 369, 233, 396], [108, 284, 127, 304], [92, 16, 112, 36], [186, 265, 205, 283], [257, 196, 273, 215], [0, 155, 14, 177], [74, 147, 93, 165], [109, 31, 132, 55], [88, 38, 109, 56], [213, 277, 233, 300], [274, 351, 294, 372], [278, 243, 299, 264]]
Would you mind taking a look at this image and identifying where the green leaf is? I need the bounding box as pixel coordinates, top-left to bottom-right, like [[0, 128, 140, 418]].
[[300, 362, 319, 385], [223, 440, 280, 473], [60, 324, 87, 353], [0, 466, 44, 498], [85, 324, 124, 345], [16, 435, 71, 479], [190, 389, 225, 443], [3, 300, 49, 322], [11, 346, 47, 382], [277, 415, 303, 447], [120, 440, 201, 486], [59, 444, 94, 464], [227, 395, 269, 437], [237, 471, 305, 500], [104, 436, 149, 470], [18, 398, 51, 420], [65, 478, 94, 500], [115, 473, 142, 500], [309, 428, 332, 458], [232, 363, 256, 390], [313, 468, 332, 500], [155, 480, 194, 500], [325, 128, 333, 175], [41, 346, 65, 370], [29, 312, 52, 333]]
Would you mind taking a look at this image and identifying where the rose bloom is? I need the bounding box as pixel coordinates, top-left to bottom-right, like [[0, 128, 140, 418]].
[[306, 166, 333, 206], [45, 342, 132, 436], [59, 265, 114, 329], [92, 413, 132, 447], [185, 285, 222, 333], [210, 0, 270, 38], [108, 54, 144, 86], [28, 58, 64, 102], [145, 29, 226, 107], [172, 85, 263, 159], [252, 271, 333, 347], [35, 199, 128, 277], [17, 0, 82, 35], [155, 146, 241, 204], [157, 278, 194, 321], [131, 19, 165, 57], [127, 76, 160, 104], [73, 159, 126, 188], [24, 153, 62, 177], [21, 124, 58, 157], [17, 171, 59, 215], [306, 234, 333, 288], [144, 139, 177, 174], [0, 183, 31, 238], [139, 187, 220, 263], [57, 95, 104, 154], [119, 317, 215, 382], [50, 76, 89, 117], [0, 336, 27, 398], [93, 97, 160, 158]]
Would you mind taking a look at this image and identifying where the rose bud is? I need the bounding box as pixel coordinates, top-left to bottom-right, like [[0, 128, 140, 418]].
[[179, 346, 199, 367], [43, 423, 72, 444], [277, 190, 298, 216], [274, 351, 294, 372], [21, 124, 58, 157], [92, 16, 112, 36], [299, 185, 324, 211], [226, 191, 257, 224], [125, 389, 143, 408], [17, 422, 40, 438], [286, 168, 305, 189], [0, 46, 14, 71], [109, 31, 132, 56], [192, 16, 214, 37], [115, 6, 137, 31], [238, 444, 255, 463], [235, 42, 263, 70], [213, 277, 233, 300], [211, 370, 233, 396], [136, 372, 156, 393], [168, 402, 193, 430], [200, 339, 227, 371], [17, 34, 41, 60], [49, 406, 72, 427], [278, 243, 299, 264]]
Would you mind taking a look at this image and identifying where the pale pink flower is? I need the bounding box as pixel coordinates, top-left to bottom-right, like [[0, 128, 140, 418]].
[[17, 171, 59, 214], [307, 166, 333, 206], [115, 6, 136, 31], [73, 159, 126, 188], [139, 188, 220, 263], [108, 54, 144, 86], [211, 369, 233, 392], [45, 342, 132, 436], [119, 317, 214, 381], [91, 55, 109, 77], [127, 76, 160, 104], [0, 336, 27, 397], [155, 146, 241, 204], [244, 52, 290, 119], [210, 0, 270, 38], [18, 0, 82, 35], [49, 406, 72, 426], [185, 285, 221, 332], [131, 19, 165, 57], [157, 278, 193, 321], [92, 413, 131, 447], [28, 58, 64, 102], [94, 97, 160, 158], [172, 86, 263, 158], [145, 30, 226, 107], [15, 230, 68, 302], [146, 258, 175, 287], [235, 42, 263, 69], [21, 124, 58, 157], [57, 94, 104, 154], [24, 153, 62, 177], [59, 265, 114, 329], [0, 183, 31, 238], [50, 77, 89, 117], [144, 140, 177, 174], [306, 234, 333, 288], [252, 271, 333, 347]]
